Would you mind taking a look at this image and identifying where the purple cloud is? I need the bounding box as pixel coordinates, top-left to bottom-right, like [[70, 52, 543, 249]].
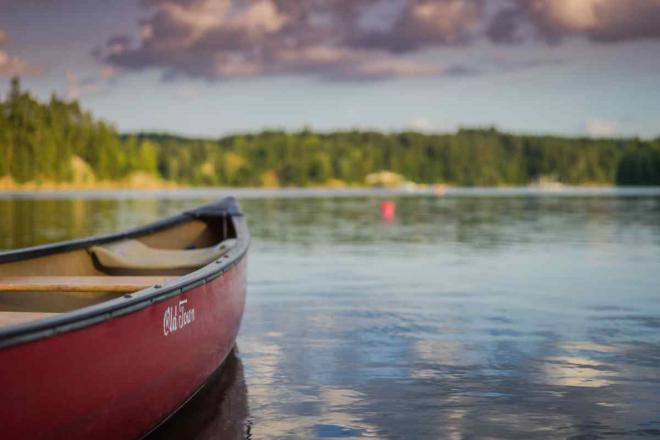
[[102, 0, 480, 81], [489, 0, 660, 44], [350, 0, 484, 52], [101, 0, 660, 81]]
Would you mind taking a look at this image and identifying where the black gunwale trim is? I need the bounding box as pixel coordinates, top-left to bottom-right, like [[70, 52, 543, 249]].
[[0, 197, 250, 349]]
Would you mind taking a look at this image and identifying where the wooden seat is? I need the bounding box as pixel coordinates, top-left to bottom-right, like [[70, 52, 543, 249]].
[[0, 311, 59, 328], [0, 276, 176, 293], [89, 239, 236, 272]]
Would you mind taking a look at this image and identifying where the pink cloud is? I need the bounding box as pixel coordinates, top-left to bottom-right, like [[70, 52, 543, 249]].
[[585, 118, 620, 137], [0, 30, 46, 77], [65, 66, 118, 100]]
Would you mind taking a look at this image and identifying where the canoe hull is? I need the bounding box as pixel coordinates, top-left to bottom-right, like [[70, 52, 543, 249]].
[[0, 258, 246, 440]]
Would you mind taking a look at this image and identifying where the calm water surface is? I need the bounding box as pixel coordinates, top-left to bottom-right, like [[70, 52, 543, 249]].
[[1, 191, 660, 439]]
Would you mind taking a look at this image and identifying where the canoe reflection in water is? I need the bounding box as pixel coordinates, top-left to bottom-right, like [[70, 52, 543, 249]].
[[146, 348, 250, 440]]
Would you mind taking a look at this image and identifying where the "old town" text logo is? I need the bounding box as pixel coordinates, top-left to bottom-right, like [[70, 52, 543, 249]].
[[163, 299, 195, 336]]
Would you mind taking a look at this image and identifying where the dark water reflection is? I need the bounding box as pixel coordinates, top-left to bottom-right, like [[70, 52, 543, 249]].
[[145, 350, 250, 440], [2, 192, 660, 438]]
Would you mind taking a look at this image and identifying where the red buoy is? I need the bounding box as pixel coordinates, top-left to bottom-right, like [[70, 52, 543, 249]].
[[380, 200, 396, 220]]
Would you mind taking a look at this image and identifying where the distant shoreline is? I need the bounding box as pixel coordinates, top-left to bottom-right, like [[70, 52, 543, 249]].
[[3, 79, 658, 189], [2, 185, 660, 200]]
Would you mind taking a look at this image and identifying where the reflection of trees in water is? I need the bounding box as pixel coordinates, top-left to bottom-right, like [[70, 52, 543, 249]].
[[0, 199, 111, 249], [146, 349, 249, 440], [2, 195, 659, 250], [240, 196, 660, 249], [0, 198, 199, 249]]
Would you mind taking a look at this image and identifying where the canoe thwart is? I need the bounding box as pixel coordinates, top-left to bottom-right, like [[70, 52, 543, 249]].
[[0, 276, 176, 293], [0, 311, 59, 328]]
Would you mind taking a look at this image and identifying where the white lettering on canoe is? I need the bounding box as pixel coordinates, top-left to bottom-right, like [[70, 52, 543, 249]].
[[163, 299, 195, 336]]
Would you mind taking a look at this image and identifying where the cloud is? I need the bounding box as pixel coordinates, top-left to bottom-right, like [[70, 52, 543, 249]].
[[0, 30, 46, 77], [489, 0, 660, 44], [100, 0, 660, 81], [350, 0, 483, 52], [65, 66, 118, 99], [174, 84, 200, 99], [102, 0, 478, 81], [585, 118, 619, 137], [408, 117, 432, 131], [65, 71, 99, 99]]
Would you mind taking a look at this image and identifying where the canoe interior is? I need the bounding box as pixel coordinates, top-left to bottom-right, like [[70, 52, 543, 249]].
[[0, 213, 236, 326]]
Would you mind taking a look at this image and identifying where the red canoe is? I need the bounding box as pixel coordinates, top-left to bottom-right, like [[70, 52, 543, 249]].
[[0, 197, 249, 440]]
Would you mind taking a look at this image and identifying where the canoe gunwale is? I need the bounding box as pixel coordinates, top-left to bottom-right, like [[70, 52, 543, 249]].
[[0, 196, 250, 349]]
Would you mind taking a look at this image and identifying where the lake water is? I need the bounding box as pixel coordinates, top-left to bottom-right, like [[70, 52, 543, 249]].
[[2, 189, 660, 439]]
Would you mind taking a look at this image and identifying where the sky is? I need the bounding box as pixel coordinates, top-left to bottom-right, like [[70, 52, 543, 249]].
[[0, 0, 659, 138]]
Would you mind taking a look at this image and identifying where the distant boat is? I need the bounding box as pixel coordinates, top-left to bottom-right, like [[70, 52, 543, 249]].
[[530, 174, 565, 189], [0, 197, 249, 440]]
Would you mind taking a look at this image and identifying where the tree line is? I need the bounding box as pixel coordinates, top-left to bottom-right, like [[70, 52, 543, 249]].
[[1, 77, 659, 187]]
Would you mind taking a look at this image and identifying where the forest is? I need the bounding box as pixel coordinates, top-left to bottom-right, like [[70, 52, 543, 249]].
[[1, 77, 659, 187]]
